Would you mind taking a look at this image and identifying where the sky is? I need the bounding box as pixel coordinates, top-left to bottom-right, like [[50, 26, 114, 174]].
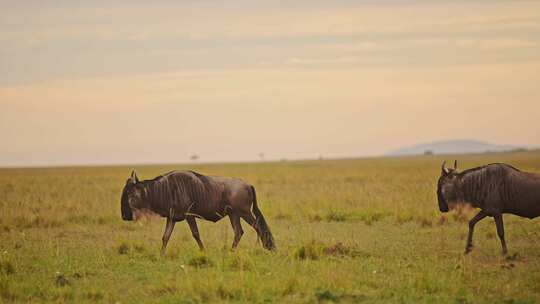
[[1, 0, 539, 166]]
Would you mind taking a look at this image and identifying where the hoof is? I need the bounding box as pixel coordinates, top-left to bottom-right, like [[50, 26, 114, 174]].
[[464, 246, 473, 254]]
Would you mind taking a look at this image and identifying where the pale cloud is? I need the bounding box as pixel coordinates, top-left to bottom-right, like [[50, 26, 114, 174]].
[[324, 42, 379, 52], [2, 1, 540, 49], [453, 38, 537, 49], [287, 56, 361, 66]]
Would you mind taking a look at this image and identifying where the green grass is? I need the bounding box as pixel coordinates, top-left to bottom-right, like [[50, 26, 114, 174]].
[[1, 151, 540, 303]]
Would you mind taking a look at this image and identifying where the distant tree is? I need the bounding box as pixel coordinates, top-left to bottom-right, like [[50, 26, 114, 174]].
[[258, 153, 265, 161], [424, 150, 434, 155], [190, 154, 199, 161], [510, 148, 528, 153]]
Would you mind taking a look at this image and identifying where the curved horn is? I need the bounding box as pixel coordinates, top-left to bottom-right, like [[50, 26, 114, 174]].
[[441, 161, 449, 174], [453, 160, 458, 170], [130, 170, 138, 183]]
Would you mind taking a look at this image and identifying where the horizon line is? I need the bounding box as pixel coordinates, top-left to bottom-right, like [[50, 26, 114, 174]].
[[1, 149, 537, 170]]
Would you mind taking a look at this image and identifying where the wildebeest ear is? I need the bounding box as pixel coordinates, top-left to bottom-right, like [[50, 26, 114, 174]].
[[441, 161, 449, 175], [130, 170, 139, 183], [453, 160, 458, 170]]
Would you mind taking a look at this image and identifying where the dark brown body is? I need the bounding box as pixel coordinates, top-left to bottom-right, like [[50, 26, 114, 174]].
[[488, 168, 540, 218], [437, 162, 540, 255], [121, 170, 275, 253]]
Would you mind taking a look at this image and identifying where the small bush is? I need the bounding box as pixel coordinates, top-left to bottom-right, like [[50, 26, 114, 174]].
[[358, 210, 388, 225], [55, 273, 70, 287], [308, 214, 323, 222], [117, 243, 129, 255], [0, 260, 15, 275], [314, 288, 339, 303], [323, 243, 354, 258], [296, 241, 368, 260], [188, 254, 214, 268], [324, 243, 370, 258], [227, 254, 252, 271], [295, 241, 323, 260], [133, 243, 146, 253], [395, 213, 413, 225], [216, 284, 236, 300], [325, 211, 348, 222]]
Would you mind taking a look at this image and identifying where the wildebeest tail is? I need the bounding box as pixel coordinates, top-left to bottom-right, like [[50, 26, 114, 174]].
[[250, 185, 275, 250]]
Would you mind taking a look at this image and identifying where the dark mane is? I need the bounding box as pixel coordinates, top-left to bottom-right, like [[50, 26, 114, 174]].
[[139, 170, 178, 184], [458, 163, 521, 176], [454, 163, 522, 206], [137, 170, 211, 186], [188, 170, 212, 188]]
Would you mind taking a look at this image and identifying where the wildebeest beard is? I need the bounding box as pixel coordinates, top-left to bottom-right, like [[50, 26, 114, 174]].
[[446, 200, 474, 212], [120, 188, 133, 221], [436, 183, 449, 212]]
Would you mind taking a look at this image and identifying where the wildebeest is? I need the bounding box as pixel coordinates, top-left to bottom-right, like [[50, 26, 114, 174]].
[[437, 160, 540, 255], [120, 170, 275, 254]]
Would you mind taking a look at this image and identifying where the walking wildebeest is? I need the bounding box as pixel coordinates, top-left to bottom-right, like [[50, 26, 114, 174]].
[[120, 170, 275, 254], [437, 160, 540, 255]]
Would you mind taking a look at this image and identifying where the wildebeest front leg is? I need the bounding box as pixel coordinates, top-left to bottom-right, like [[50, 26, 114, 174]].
[[229, 213, 244, 249], [465, 210, 487, 254], [161, 217, 176, 255], [186, 216, 204, 250], [494, 214, 508, 255]]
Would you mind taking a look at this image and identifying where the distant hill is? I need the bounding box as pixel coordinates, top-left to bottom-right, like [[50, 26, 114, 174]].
[[386, 139, 526, 156]]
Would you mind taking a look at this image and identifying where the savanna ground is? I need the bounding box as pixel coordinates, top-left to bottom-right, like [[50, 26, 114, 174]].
[[1, 151, 540, 303]]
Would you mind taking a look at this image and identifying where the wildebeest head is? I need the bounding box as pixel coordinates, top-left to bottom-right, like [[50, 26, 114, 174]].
[[120, 170, 142, 221], [437, 160, 459, 213]]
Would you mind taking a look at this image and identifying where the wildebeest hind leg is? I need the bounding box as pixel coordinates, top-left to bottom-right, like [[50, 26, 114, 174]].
[[229, 213, 244, 249], [186, 216, 205, 250], [494, 214, 508, 255], [161, 217, 176, 255], [465, 211, 487, 254]]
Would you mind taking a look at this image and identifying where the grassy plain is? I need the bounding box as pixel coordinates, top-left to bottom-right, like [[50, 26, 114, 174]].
[[1, 151, 540, 303]]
